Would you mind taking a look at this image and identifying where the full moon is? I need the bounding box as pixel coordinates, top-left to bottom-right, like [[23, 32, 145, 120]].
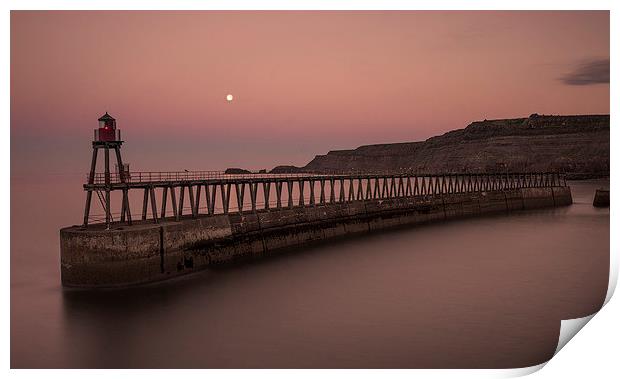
[[226, 94, 233, 102]]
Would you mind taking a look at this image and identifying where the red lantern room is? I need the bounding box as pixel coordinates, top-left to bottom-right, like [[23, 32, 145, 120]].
[[95, 112, 120, 142]]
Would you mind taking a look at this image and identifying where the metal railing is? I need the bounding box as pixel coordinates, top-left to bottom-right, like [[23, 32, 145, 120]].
[[87, 170, 325, 184], [87, 169, 565, 185], [83, 171, 568, 227]]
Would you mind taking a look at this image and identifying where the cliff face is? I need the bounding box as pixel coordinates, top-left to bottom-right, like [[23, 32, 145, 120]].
[[301, 114, 609, 178]]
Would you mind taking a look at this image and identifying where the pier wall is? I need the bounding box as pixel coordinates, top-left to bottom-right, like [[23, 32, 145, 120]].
[[60, 186, 572, 288]]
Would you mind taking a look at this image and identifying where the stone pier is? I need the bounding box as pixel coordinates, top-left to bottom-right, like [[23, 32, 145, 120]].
[[61, 185, 572, 288]]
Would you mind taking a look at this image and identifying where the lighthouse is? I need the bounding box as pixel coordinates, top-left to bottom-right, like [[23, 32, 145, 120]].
[[84, 112, 129, 227]]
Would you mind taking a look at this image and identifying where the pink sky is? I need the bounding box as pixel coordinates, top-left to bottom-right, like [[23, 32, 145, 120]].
[[11, 11, 609, 175]]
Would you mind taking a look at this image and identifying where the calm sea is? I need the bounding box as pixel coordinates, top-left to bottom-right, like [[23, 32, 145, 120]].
[[10, 177, 609, 368]]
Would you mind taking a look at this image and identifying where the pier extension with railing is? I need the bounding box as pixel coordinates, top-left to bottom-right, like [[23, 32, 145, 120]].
[[83, 170, 567, 228]]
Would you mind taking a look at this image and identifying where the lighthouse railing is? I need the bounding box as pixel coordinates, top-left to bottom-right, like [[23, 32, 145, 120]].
[[93, 129, 121, 142]]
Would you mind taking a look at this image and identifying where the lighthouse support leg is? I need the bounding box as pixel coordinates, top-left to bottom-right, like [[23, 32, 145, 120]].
[[83, 190, 93, 226], [114, 146, 125, 183], [124, 188, 132, 225], [105, 190, 111, 229], [120, 189, 127, 223], [88, 147, 98, 184]]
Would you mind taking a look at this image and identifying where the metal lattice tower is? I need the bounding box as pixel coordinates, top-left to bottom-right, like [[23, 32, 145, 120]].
[[83, 112, 128, 228]]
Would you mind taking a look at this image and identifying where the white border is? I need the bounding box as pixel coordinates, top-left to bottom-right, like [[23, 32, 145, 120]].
[[4, 1, 617, 378]]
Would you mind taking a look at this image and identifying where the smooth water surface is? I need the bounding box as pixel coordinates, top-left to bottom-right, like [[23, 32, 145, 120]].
[[11, 177, 609, 368]]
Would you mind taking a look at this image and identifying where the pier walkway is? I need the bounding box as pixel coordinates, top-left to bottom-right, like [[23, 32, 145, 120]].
[[83, 170, 567, 227]]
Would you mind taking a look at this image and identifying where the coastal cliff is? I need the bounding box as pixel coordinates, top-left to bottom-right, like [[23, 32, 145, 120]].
[[277, 114, 609, 179]]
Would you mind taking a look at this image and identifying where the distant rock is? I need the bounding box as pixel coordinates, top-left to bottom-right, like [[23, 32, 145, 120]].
[[299, 114, 609, 178], [270, 165, 304, 174], [593, 188, 609, 207], [224, 168, 251, 174]]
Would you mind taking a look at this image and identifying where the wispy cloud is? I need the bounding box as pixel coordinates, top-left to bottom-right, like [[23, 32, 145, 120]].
[[561, 59, 609, 85]]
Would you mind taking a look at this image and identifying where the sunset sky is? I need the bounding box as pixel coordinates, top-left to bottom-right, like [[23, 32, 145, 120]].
[[11, 11, 609, 175]]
